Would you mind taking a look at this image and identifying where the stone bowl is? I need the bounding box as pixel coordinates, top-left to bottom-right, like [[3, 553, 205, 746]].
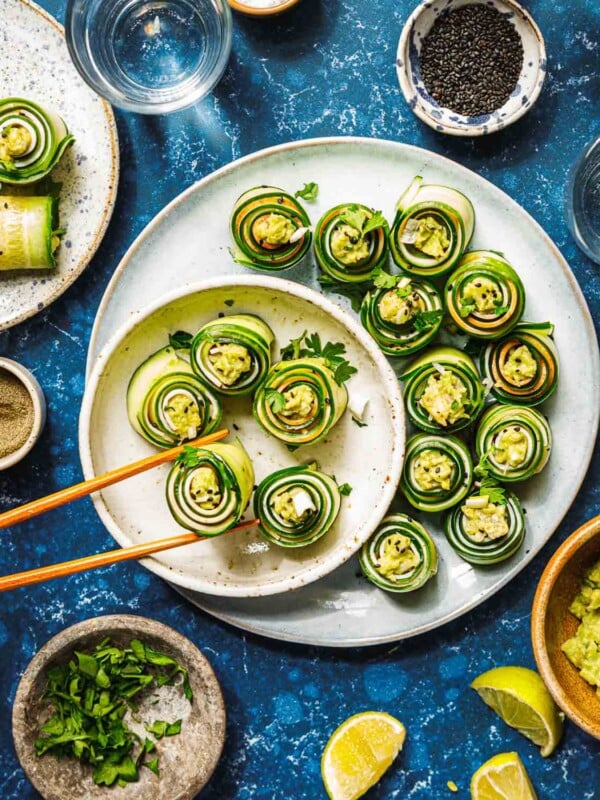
[[12, 615, 226, 799], [396, 0, 546, 137], [531, 516, 600, 740]]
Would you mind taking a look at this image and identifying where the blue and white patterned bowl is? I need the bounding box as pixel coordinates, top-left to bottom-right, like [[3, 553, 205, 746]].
[[396, 0, 547, 137]]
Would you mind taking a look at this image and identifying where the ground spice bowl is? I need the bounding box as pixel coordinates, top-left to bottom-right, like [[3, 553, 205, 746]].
[[396, 0, 546, 137], [531, 516, 600, 740], [0, 357, 46, 470]]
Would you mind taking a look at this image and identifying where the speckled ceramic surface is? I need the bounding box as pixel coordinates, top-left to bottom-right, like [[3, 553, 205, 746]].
[[396, 0, 547, 136], [12, 615, 226, 800], [80, 276, 405, 597], [85, 136, 600, 645], [0, 0, 119, 330]]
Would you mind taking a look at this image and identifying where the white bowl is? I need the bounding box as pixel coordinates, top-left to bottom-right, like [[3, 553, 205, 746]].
[[0, 358, 46, 470], [396, 0, 546, 137], [79, 275, 405, 597]]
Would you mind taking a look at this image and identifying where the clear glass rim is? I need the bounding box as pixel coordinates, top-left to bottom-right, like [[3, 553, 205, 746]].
[[564, 135, 600, 266]]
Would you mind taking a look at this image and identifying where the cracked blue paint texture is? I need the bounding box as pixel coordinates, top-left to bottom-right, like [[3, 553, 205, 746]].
[[1, 0, 600, 797]]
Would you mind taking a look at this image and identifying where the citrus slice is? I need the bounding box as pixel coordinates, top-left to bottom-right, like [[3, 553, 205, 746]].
[[470, 752, 538, 800], [321, 711, 406, 800], [471, 666, 563, 757]]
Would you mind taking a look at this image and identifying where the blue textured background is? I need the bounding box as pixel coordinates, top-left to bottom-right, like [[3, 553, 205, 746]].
[[1, 0, 600, 796]]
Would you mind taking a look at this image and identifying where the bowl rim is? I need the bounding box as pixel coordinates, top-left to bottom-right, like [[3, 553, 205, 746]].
[[0, 357, 47, 470], [78, 273, 406, 598], [531, 514, 600, 739], [396, 0, 547, 137]]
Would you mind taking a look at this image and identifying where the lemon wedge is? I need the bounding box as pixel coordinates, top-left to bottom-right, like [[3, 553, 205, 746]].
[[321, 711, 406, 800], [470, 752, 537, 800], [471, 666, 563, 757]]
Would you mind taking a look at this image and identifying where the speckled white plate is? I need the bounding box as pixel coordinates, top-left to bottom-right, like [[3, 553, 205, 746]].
[[0, 0, 119, 330], [85, 137, 600, 645], [80, 276, 404, 597]]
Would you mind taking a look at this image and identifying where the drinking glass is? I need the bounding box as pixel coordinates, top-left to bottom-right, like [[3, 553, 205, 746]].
[[65, 0, 232, 114], [565, 135, 600, 265]]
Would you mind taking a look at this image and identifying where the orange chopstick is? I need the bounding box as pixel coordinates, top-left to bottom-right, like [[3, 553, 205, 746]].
[[0, 428, 229, 530], [0, 518, 259, 592]]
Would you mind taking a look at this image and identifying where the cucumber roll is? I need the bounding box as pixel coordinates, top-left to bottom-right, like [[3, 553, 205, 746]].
[[190, 314, 274, 396], [253, 464, 341, 547], [253, 357, 347, 446], [359, 514, 438, 592], [165, 440, 254, 536], [444, 251, 525, 339], [480, 322, 559, 406], [127, 346, 222, 448], [475, 404, 552, 483], [314, 203, 389, 283], [0, 196, 61, 270], [0, 97, 74, 184], [444, 491, 525, 565], [390, 176, 475, 276], [401, 346, 485, 433], [401, 433, 473, 512], [360, 276, 443, 356], [230, 185, 311, 270]]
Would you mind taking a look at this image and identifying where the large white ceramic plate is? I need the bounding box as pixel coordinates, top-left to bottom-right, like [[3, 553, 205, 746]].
[[86, 137, 600, 646], [0, 0, 119, 330], [80, 276, 405, 597]]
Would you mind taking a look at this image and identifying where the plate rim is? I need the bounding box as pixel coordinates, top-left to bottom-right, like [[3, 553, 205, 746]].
[[84, 135, 600, 646], [79, 273, 406, 598], [1, 0, 120, 331]]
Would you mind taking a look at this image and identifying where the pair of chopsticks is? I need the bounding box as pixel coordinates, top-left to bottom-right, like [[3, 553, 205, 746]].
[[0, 428, 258, 592]]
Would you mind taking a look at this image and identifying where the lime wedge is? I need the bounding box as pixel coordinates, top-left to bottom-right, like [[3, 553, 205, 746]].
[[321, 711, 406, 800], [471, 666, 563, 757], [470, 752, 537, 800]]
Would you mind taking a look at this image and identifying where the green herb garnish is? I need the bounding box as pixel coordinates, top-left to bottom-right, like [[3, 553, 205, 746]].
[[264, 388, 286, 413], [280, 330, 357, 385], [371, 266, 398, 290], [294, 182, 319, 201], [338, 483, 353, 496], [473, 452, 506, 505], [338, 205, 387, 236], [459, 299, 476, 318], [413, 309, 443, 332], [169, 330, 193, 350], [176, 445, 205, 469], [494, 304, 510, 315]]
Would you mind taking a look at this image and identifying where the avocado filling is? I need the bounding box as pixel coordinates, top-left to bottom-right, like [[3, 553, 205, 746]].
[[330, 223, 371, 266], [378, 288, 423, 326], [280, 384, 317, 420], [462, 276, 503, 314], [189, 466, 221, 509], [163, 391, 201, 439], [376, 533, 420, 580], [402, 216, 450, 259], [493, 426, 529, 468], [253, 213, 295, 246], [502, 344, 537, 386], [208, 343, 252, 386], [562, 559, 600, 693], [461, 499, 509, 542], [413, 449, 455, 491], [271, 487, 316, 525], [0, 123, 34, 162], [418, 371, 469, 427]]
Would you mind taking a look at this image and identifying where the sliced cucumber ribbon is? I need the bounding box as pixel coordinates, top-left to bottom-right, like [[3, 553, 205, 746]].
[[401, 433, 473, 512], [253, 465, 341, 547], [0, 195, 59, 270], [0, 97, 74, 184], [359, 513, 438, 592], [314, 203, 389, 284], [401, 346, 485, 434], [360, 277, 443, 356], [444, 491, 525, 565], [390, 176, 475, 276], [165, 440, 254, 536], [475, 404, 551, 483], [253, 357, 348, 446], [126, 346, 222, 449], [445, 251, 526, 339], [230, 185, 312, 271], [480, 322, 559, 406], [190, 314, 274, 396]]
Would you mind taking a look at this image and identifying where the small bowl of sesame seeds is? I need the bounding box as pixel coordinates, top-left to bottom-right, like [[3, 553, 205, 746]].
[[396, 0, 546, 137], [0, 357, 46, 470]]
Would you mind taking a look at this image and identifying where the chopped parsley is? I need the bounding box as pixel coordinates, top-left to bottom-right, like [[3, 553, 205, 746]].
[[294, 182, 319, 201], [458, 299, 476, 318], [264, 387, 286, 413], [474, 452, 507, 505], [168, 330, 193, 350], [280, 331, 357, 386], [338, 483, 353, 496], [413, 309, 443, 332]]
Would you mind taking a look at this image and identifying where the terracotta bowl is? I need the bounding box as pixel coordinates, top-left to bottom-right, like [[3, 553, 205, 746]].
[[12, 615, 226, 800], [531, 516, 600, 739]]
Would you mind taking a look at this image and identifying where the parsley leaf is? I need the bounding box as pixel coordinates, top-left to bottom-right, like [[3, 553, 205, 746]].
[[339, 204, 368, 232], [169, 330, 193, 350], [264, 388, 286, 413], [175, 445, 205, 469], [280, 330, 357, 385], [473, 452, 507, 505], [371, 266, 398, 289], [413, 309, 443, 332], [494, 304, 510, 315], [459, 299, 476, 318], [281, 330, 308, 361], [362, 210, 388, 235], [294, 182, 319, 201], [338, 483, 353, 496]]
